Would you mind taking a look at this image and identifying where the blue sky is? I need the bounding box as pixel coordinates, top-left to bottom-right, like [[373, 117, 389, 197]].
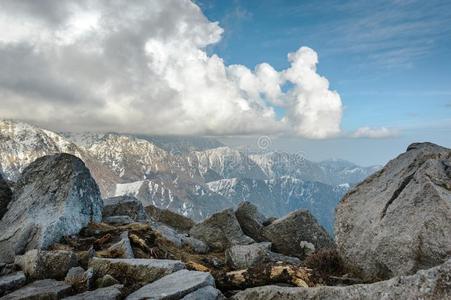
[[198, 0, 451, 165]]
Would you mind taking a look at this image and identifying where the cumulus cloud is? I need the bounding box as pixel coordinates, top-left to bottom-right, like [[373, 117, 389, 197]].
[[0, 0, 343, 138], [351, 127, 399, 139]]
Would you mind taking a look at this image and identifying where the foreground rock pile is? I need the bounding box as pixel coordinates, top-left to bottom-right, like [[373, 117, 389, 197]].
[[0, 143, 450, 299]]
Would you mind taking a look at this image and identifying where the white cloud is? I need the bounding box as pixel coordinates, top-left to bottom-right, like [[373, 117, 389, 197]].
[[351, 127, 399, 139], [0, 0, 343, 138]]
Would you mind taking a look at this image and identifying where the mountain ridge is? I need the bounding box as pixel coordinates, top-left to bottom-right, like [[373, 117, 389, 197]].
[[0, 119, 379, 231]]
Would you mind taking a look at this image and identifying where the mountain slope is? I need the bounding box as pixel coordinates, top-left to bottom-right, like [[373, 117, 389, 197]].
[[0, 120, 378, 230], [207, 176, 347, 233], [0, 120, 119, 195]]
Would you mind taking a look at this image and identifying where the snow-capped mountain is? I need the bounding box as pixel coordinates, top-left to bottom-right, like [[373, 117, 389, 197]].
[[188, 147, 268, 182], [0, 119, 379, 230], [249, 152, 380, 186], [0, 120, 119, 195], [207, 176, 348, 233]]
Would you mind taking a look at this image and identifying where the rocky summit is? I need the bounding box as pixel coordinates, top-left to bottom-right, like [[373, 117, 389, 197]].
[[0, 153, 103, 263], [0, 142, 449, 299], [335, 142, 451, 281]]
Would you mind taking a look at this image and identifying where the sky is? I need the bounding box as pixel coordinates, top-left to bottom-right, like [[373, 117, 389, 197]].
[[0, 0, 450, 165]]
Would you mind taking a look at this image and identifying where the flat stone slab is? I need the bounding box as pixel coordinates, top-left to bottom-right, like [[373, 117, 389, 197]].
[[1, 279, 71, 300], [126, 270, 215, 300], [182, 286, 224, 300], [0, 272, 26, 296], [89, 258, 185, 285], [62, 284, 123, 300]]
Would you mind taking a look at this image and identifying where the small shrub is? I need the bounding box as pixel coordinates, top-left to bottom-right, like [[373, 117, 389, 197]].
[[304, 248, 345, 282]]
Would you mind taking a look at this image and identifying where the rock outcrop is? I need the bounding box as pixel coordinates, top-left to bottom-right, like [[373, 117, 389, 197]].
[[232, 258, 451, 300], [262, 210, 335, 259], [235, 202, 268, 242], [0, 154, 103, 263], [103, 195, 148, 222], [0, 174, 12, 220], [189, 208, 255, 251], [335, 142, 451, 280]]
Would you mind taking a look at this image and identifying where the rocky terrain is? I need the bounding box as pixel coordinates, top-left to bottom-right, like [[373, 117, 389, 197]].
[[0, 142, 449, 299], [0, 120, 379, 233]]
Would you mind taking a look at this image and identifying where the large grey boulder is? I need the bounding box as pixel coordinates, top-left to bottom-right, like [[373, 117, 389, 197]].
[[1, 279, 72, 300], [103, 195, 148, 222], [335, 142, 451, 281], [262, 210, 335, 259], [0, 173, 12, 220], [89, 258, 185, 286], [0, 154, 103, 263], [235, 202, 268, 242], [63, 284, 123, 300], [126, 269, 215, 300], [232, 258, 451, 300], [189, 208, 254, 251], [0, 272, 26, 296], [15, 249, 78, 280]]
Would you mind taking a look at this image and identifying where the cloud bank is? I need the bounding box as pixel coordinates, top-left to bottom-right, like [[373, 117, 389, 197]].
[[351, 127, 399, 139], [0, 0, 342, 138]]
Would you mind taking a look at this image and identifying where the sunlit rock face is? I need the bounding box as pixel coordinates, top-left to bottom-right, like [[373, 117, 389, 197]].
[[0, 153, 103, 263], [335, 142, 451, 281]]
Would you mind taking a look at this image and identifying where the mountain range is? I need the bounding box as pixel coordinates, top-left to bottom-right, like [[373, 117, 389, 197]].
[[0, 119, 380, 233]]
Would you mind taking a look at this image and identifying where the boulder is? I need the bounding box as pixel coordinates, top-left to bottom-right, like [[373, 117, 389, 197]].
[[225, 242, 302, 270], [189, 208, 254, 251], [95, 274, 119, 288], [0, 173, 12, 220], [103, 196, 148, 222], [145, 204, 195, 232], [232, 258, 451, 300], [126, 269, 215, 300], [0, 272, 26, 296], [225, 243, 272, 269], [63, 284, 123, 300], [65, 267, 93, 292], [0, 154, 103, 263], [98, 231, 134, 259], [152, 223, 208, 254], [1, 279, 72, 300], [182, 286, 225, 300], [235, 202, 268, 242], [262, 210, 335, 259], [89, 258, 185, 286], [15, 249, 78, 280], [335, 142, 451, 281]]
